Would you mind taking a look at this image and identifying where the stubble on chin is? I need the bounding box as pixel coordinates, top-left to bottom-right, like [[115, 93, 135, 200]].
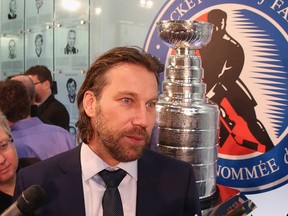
[[113, 137, 148, 162], [100, 127, 150, 162], [93, 103, 151, 162]]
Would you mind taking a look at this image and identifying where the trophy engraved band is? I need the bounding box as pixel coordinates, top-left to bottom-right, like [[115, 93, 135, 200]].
[[156, 20, 220, 205]]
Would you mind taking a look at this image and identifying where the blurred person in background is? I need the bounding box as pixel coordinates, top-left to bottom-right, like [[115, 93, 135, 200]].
[[0, 111, 40, 213], [0, 80, 75, 160], [10, 74, 52, 124], [0, 111, 18, 213], [24, 65, 70, 130]]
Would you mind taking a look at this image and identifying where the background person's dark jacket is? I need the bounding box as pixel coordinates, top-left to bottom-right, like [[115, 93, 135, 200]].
[[38, 94, 70, 131]]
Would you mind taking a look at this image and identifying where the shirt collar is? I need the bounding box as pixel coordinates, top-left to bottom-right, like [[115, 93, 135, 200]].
[[81, 143, 138, 181]]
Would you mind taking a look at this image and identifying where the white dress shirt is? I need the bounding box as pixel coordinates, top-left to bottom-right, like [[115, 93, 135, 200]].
[[81, 143, 138, 216]]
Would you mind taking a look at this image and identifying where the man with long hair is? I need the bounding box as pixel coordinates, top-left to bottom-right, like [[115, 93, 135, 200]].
[[14, 47, 201, 216]]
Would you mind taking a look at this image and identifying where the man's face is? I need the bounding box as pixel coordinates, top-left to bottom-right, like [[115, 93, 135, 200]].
[[67, 32, 76, 48], [67, 82, 76, 96], [10, 1, 16, 14], [0, 127, 18, 184], [88, 64, 158, 164], [8, 40, 16, 55], [35, 0, 43, 9], [35, 37, 42, 49], [27, 75, 46, 103]]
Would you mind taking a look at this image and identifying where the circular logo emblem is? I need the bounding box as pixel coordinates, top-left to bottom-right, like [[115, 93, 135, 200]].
[[145, 0, 288, 194]]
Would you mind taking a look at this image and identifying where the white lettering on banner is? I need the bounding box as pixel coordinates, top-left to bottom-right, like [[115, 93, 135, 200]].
[[270, 0, 288, 22], [231, 167, 245, 180], [245, 166, 259, 180], [266, 158, 280, 173], [170, 0, 203, 20], [170, 0, 288, 22], [217, 158, 280, 181]]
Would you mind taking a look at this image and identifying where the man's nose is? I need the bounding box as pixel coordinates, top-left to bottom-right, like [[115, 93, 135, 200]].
[[131, 105, 149, 128], [0, 154, 6, 165]]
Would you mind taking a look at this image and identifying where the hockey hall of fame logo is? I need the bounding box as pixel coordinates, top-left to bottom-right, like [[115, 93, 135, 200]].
[[144, 0, 288, 194]]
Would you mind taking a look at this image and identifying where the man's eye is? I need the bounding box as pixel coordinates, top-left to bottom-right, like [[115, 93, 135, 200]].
[[147, 101, 157, 108], [122, 98, 132, 104], [0, 143, 8, 149]]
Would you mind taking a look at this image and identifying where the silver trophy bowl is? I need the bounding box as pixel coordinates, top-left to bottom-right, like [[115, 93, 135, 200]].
[[157, 20, 213, 50], [156, 20, 220, 207]]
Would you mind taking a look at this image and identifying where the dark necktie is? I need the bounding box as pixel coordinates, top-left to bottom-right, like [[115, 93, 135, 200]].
[[99, 169, 127, 216]]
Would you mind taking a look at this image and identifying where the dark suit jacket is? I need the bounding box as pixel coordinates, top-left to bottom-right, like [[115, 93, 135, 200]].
[[14, 145, 201, 216], [39, 94, 70, 130]]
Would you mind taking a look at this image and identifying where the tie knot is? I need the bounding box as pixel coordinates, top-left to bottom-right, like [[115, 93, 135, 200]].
[[99, 169, 127, 188]]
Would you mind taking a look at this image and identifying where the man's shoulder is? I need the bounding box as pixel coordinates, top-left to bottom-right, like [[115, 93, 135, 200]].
[[18, 146, 80, 176], [13, 117, 68, 135], [43, 95, 68, 113], [15, 146, 81, 197], [48, 95, 65, 107], [11, 118, 41, 132], [40, 122, 70, 133], [40, 125, 73, 141]]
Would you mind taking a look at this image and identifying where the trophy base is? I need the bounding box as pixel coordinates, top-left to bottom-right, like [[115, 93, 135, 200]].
[[200, 186, 220, 211], [201, 185, 257, 216]]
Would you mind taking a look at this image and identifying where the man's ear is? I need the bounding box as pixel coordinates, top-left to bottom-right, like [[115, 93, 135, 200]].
[[43, 80, 51, 90], [83, 90, 97, 117]]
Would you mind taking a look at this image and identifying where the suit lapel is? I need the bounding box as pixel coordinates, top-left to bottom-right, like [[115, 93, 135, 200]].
[[136, 150, 160, 216], [49, 145, 85, 215]]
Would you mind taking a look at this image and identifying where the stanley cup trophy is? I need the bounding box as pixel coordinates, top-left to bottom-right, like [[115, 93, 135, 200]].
[[156, 20, 220, 210]]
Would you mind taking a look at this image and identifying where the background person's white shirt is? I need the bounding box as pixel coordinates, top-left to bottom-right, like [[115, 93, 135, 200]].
[[81, 143, 137, 216]]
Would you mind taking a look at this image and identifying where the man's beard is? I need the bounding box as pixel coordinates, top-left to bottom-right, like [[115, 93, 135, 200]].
[[94, 103, 151, 162]]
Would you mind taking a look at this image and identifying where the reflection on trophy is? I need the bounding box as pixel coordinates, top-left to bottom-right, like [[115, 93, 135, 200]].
[[156, 20, 220, 209]]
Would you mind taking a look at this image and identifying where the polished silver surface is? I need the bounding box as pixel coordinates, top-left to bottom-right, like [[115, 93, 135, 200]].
[[157, 144, 218, 164], [157, 20, 213, 50], [156, 20, 219, 199]]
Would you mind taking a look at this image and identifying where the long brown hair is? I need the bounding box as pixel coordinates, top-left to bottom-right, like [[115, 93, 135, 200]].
[[76, 46, 163, 143]]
